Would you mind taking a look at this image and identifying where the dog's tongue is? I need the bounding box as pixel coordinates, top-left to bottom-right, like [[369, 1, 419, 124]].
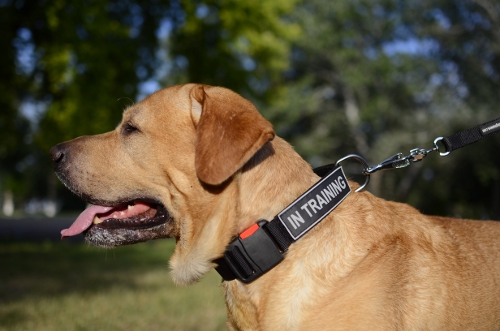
[[61, 202, 152, 238], [61, 205, 114, 238]]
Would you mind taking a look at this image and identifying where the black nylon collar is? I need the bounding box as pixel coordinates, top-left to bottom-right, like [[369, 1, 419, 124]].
[[214, 165, 351, 283]]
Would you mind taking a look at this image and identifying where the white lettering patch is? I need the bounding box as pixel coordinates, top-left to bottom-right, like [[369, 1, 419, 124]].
[[278, 167, 351, 240]]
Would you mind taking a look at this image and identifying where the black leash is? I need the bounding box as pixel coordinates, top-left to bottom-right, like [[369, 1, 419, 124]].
[[337, 117, 500, 191], [441, 117, 500, 154]]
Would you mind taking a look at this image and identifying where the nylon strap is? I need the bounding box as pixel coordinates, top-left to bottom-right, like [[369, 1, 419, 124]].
[[214, 164, 344, 282], [442, 117, 500, 153], [261, 164, 345, 253], [262, 217, 294, 252]]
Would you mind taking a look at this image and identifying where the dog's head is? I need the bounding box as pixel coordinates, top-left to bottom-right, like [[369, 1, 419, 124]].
[[50, 84, 275, 285]]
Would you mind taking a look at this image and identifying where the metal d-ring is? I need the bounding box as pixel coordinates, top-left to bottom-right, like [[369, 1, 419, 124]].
[[335, 154, 370, 192], [433, 137, 450, 156]]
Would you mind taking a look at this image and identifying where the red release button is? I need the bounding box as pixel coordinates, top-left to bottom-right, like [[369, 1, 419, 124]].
[[239, 223, 260, 239]]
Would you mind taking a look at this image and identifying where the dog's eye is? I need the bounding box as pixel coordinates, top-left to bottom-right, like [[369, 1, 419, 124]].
[[123, 123, 139, 135]]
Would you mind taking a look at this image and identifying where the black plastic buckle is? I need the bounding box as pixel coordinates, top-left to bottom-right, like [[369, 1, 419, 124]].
[[215, 220, 284, 283]]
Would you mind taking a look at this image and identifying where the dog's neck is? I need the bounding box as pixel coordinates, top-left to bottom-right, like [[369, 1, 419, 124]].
[[223, 137, 372, 330], [237, 137, 320, 234]]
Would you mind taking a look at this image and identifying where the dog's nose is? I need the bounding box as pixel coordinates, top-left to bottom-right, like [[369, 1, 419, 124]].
[[50, 144, 66, 164]]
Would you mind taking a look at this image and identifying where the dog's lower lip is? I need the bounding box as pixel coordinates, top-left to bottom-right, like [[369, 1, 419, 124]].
[[93, 203, 166, 230], [83, 202, 175, 248], [60, 200, 166, 238]]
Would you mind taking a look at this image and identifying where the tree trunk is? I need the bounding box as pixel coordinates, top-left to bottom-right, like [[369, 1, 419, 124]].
[[2, 190, 14, 216]]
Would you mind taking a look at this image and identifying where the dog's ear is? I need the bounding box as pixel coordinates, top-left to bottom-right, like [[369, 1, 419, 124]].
[[190, 85, 275, 185]]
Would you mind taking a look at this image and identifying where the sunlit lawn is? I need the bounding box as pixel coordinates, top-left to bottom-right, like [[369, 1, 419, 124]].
[[0, 240, 227, 331]]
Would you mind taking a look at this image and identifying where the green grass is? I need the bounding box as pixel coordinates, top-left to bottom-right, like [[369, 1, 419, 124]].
[[0, 240, 227, 331]]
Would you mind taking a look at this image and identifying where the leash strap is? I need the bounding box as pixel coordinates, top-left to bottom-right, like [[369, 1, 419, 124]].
[[214, 165, 350, 283], [346, 117, 500, 182], [441, 117, 500, 154]]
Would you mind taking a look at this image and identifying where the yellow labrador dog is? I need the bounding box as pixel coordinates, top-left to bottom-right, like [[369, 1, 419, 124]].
[[50, 84, 500, 330]]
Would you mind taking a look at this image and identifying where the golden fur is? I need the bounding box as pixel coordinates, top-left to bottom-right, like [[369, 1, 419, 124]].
[[54, 84, 500, 330]]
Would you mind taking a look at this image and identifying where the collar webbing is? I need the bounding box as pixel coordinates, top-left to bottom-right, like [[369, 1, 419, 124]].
[[214, 165, 351, 283]]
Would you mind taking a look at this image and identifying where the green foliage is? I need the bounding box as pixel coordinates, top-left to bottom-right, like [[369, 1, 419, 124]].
[[0, 0, 169, 203], [0, 3, 32, 192], [277, 0, 500, 218], [277, 0, 437, 157], [167, 0, 301, 100], [28, 0, 169, 151]]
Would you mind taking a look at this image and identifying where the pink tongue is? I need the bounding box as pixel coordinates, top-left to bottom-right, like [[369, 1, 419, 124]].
[[61, 202, 153, 238], [61, 205, 114, 238]]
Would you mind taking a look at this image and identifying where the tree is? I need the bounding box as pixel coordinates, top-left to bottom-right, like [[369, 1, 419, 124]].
[[1, 0, 498, 219], [165, 0, 301, 103], [268, 0, 500, 219], [402, 0, 500, 218], [0, 0, 302, 212], [1, 0, 169, 211]]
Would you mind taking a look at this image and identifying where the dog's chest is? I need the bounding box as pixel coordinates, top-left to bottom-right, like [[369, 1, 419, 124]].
[[223, 272, 319, 331]]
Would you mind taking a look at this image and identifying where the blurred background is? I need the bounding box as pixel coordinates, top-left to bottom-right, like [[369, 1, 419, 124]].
[[1, 0, 499, 330]]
